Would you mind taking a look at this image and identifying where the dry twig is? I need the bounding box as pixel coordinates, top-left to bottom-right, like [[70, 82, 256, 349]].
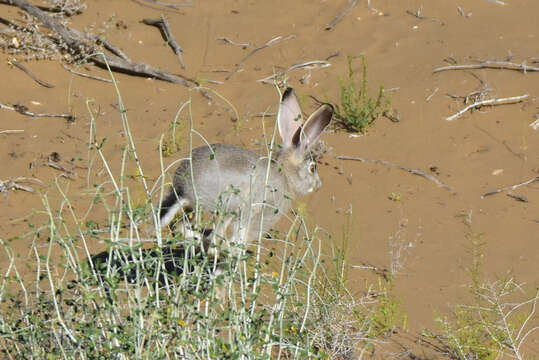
[[325, 0, 360, 31], [0, 129, 24, 134], [142, 16, 185, 69], [434, 61, 539, 73], [8, 0, 198, 87], [216, 37, 250, 48], [0, 102, 73, 120], [139, 0, 193, 8], [226, 34, 295, 80], [61, 64, 112, 83], [10, 59, 54, 88], [257, 60, 331, 83], [481, 176, 539, 198], [445, 94, 528, 121], [425, 87, 439, 102], [0, 177, 43, 198], [336, 155, 455, 193], [406, 6, 444, 24]]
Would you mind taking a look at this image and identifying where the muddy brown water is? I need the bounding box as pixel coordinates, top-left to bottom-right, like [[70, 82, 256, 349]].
[[1, 0, 538, 355]]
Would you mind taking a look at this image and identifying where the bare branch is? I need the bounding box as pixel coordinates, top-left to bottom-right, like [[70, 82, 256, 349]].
[[0, 102, 73, 120], [257, 60, 331, 83], [10, 59, 54, 88], [142, 16, 185, 69], [226, 34, 295, 80], [325, 0, 360, 31], [434, 61, 539, 73], [336, 155, 456, 193], [216, 37, 250, 49], [61, 64, 112, 83], [445, 94, 528, 121], [481, 176, 539, 198], [7, 0, 198, 87]]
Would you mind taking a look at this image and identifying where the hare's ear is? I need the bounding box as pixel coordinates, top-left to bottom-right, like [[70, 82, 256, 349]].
[[296, 104, 333, 149], [278, 88, 303, 149]]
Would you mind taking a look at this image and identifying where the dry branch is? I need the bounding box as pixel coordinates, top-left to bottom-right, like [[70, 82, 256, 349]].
[[325, 0, 359, 31], [216, 37, 250, 48], [61, 64, 112, 83], [0, 129, 24, 134], [10, 59, 54, 88], [336, 155, 455, 193], [225, 34, 295, 80], [142, 16, 185, 69], [139, 0, 193, 8], [6, 0, 198, 87], [0, 177, 43, 198], [257, 60, 331, 83], [445, 94, 528, 121], [434, 61, 539, 73], [481, 176, 539, 198], [0, 102, 73, 120], [406, 6, 444, 25]]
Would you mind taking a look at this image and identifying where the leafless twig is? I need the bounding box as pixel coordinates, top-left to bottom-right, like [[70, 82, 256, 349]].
[[406, 6, 444, 24], [434, 61, 539, 73], [216, 37, 250, 48], [10, 59, 54, 88], [445, 94, 528, 121], [226, 34, 295, 80], [325, 0, 360, 31], [0, 177, 43, 198], [426, 87, 439, 102], [257, 60, 331, 83], [0, 129, 24, 134], [336, 155, 455, 193], [8, 0, 198, 87], [61, 64, 112, 83], [142, 16, 185, 69], [139, 0, 193, 8], [481, 176, 539, 198], [0, 102, 73, 120]]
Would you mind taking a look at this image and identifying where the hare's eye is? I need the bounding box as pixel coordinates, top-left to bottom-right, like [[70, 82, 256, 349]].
[[308, 161, 317, 174]]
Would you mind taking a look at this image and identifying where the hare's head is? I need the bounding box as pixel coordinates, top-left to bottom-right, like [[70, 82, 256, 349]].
[[276, 88, 333, 196]]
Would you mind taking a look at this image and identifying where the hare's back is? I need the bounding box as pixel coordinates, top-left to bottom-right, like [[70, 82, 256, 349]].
[[173, 144, 272, 209]]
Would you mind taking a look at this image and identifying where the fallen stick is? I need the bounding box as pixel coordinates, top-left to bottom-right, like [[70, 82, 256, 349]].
[[257, 60, 331, 83], [142, 16, 185, 69], [433, 61, 539, 73], [325, 0, 360, 31], [10, 59, 54, 88], [406, 6, 444, 25], [425, 87, 439, 102], [0, 0, 84, 16], [0, 177, 43, 198], [336, 155, 456, 193], [8, 0, 198, 88], [226, 34, 295, 80], [445, 94, 528, 121], [140, 0, 193, 8], [61, 64, 112, 83], [0, 129, 24, 134], [45, 161, 76, 176], [481, 176, 539, 198], [216, 37, 250, 48], [0, 102, 73, 120]]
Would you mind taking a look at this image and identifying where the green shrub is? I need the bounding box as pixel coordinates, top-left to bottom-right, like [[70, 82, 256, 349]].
[[335, 55, 390, 133]]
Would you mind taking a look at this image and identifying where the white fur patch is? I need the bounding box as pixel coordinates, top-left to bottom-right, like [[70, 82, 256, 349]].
[[159, 200, 183, 228]]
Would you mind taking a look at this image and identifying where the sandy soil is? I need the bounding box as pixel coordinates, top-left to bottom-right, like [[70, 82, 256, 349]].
[[1, 0, 538, 356]]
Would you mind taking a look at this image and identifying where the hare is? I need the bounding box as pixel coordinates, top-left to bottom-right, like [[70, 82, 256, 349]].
[[158, 88, 333, 251]]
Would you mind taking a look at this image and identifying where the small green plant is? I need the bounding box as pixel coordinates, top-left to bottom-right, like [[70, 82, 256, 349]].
[[335, 55, 390, 133]]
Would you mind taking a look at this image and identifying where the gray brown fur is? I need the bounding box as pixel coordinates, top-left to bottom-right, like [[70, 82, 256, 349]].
[[159, 88, 333, 248]]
